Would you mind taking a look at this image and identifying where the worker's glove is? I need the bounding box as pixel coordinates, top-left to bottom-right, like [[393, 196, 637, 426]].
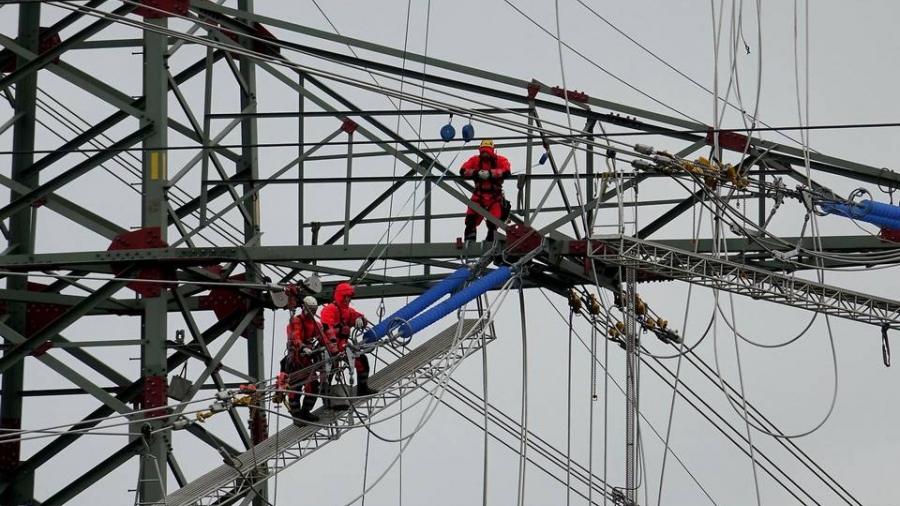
[[354, 317, 366, 330], [300, 346, 313, 356], [478, 169, 490, 180], [340, 326, 351, 337]]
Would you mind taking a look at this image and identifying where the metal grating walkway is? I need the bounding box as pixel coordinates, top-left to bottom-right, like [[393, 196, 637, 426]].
[[162, 318, 489, 506], [591, 235, 900, 329]]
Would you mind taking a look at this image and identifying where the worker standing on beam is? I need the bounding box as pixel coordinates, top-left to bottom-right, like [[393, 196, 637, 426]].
[[460, 139, 512, 242], [321, 282, 377, 397], [282, 296, 324, 423]]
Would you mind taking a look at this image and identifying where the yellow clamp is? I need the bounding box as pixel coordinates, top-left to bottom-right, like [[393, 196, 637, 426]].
[[233, 396, 254, 407], [567, 289, 583, 311], [635, 296, 647, 316], [587, 294, 602, 316], [196, 411, 214, 423], [725, 165, 749, 189]]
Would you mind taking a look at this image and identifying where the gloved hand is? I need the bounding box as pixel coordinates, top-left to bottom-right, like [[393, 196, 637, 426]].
[[355, 317, 366, 330], [478, 169, 490, 180], [340, 326, 351, 337], [300, 346, 313, 356]]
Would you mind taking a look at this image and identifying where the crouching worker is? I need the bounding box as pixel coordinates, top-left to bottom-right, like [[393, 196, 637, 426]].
[[320, 282, 378, 397], [282, 296, 324, 423]]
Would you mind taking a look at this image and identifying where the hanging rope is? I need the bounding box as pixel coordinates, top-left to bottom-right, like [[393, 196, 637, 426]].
[[516, 281, 529, 506]]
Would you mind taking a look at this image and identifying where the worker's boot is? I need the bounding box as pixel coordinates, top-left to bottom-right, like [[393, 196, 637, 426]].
[[464, 216, 477, 242], [288, 394, 303, 419], [297, 395, 320, 423], [356, 375, 379, 397]]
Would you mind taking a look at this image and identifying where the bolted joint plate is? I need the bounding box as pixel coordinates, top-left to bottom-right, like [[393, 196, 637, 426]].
[[505, 224, 542, 255], [133, 0, 189, 19], [107, 227, 174, 297], [143, 375, 168, 420]]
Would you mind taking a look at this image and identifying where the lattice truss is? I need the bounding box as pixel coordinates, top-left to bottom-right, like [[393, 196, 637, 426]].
[[0, 1, 899, 506], [590, 236, 900, 329]]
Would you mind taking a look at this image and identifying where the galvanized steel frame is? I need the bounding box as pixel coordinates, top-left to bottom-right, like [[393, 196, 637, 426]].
[[0, 1, 899, 504]]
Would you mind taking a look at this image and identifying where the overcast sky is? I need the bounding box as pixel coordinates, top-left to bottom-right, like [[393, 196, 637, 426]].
[[2, 1, 900, 506]]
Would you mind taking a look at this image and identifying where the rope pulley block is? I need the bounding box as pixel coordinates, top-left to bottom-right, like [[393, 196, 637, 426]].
[[440, 114, 456, 142], [461, 120, 475, 142]]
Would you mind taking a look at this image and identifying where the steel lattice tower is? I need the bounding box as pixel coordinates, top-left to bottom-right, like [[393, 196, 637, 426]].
[[2, 2, 900, 505]]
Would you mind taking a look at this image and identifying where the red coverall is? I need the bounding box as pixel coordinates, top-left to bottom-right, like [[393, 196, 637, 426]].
[[320, 282, 376, 395], [460, 145, 511, 241], [283, 312, 323, 416]]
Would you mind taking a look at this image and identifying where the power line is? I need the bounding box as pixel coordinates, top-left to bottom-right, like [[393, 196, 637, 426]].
[[5, 120, 900, 157]]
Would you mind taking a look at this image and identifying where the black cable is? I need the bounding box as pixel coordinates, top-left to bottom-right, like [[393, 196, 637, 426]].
[[680, 347, 862, 506], [575, 306, 855, 506], [5, 121, 899, 157]]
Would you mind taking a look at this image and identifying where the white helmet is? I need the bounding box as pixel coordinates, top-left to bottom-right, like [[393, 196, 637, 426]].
[[302, 296, 319, 313]]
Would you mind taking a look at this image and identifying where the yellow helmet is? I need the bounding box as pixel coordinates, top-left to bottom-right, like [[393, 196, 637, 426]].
[[480, 139, 495, 149]]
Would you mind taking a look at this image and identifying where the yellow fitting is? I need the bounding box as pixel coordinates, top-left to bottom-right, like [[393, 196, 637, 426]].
[[567, 289, 583, 311], [608, 326, 620, 339], [636, 299, 647, 316], [588, 294, 602, 315], [233, 396, 255, 407], [646, 317, 657, 330], [679, 160, 702, 174], [196, 411, 214, 423], [658, 318, 668, 329]]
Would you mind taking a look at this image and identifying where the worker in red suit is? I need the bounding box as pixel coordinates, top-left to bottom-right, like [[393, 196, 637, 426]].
[[320, 282, 377, 397], [460, 139, 511, 242], [282, 295, 324, 422]]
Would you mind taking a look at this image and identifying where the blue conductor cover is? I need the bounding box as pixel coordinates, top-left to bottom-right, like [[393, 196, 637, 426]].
[[822, 200, 900, 229], [396, 266, 512, 339], [363, 267, 471, 343]]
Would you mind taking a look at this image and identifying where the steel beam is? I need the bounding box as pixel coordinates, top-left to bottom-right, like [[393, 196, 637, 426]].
[[234, 5, 268, 502], [0, 127, 151, 222], [14, 313, 243, 484], [41, 439, 143, 506], [0, 276, 130, 374], [0, 173, 127, 239], [0, 5, 40, 503], [0, 322, 133, 415], [0, 4, 137, 92], [189, 0, 900, 192], [138, 18, 170, 505]]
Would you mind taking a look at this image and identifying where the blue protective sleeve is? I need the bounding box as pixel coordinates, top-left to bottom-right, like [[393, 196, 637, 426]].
[[861, 200, 900, 222], [398, 266, 512, 339], [822, 201, 900, 229], [363, 267, 470, 343]]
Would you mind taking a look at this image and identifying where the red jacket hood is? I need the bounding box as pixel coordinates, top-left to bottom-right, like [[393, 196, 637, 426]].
[[334, 282, 355, 306]]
